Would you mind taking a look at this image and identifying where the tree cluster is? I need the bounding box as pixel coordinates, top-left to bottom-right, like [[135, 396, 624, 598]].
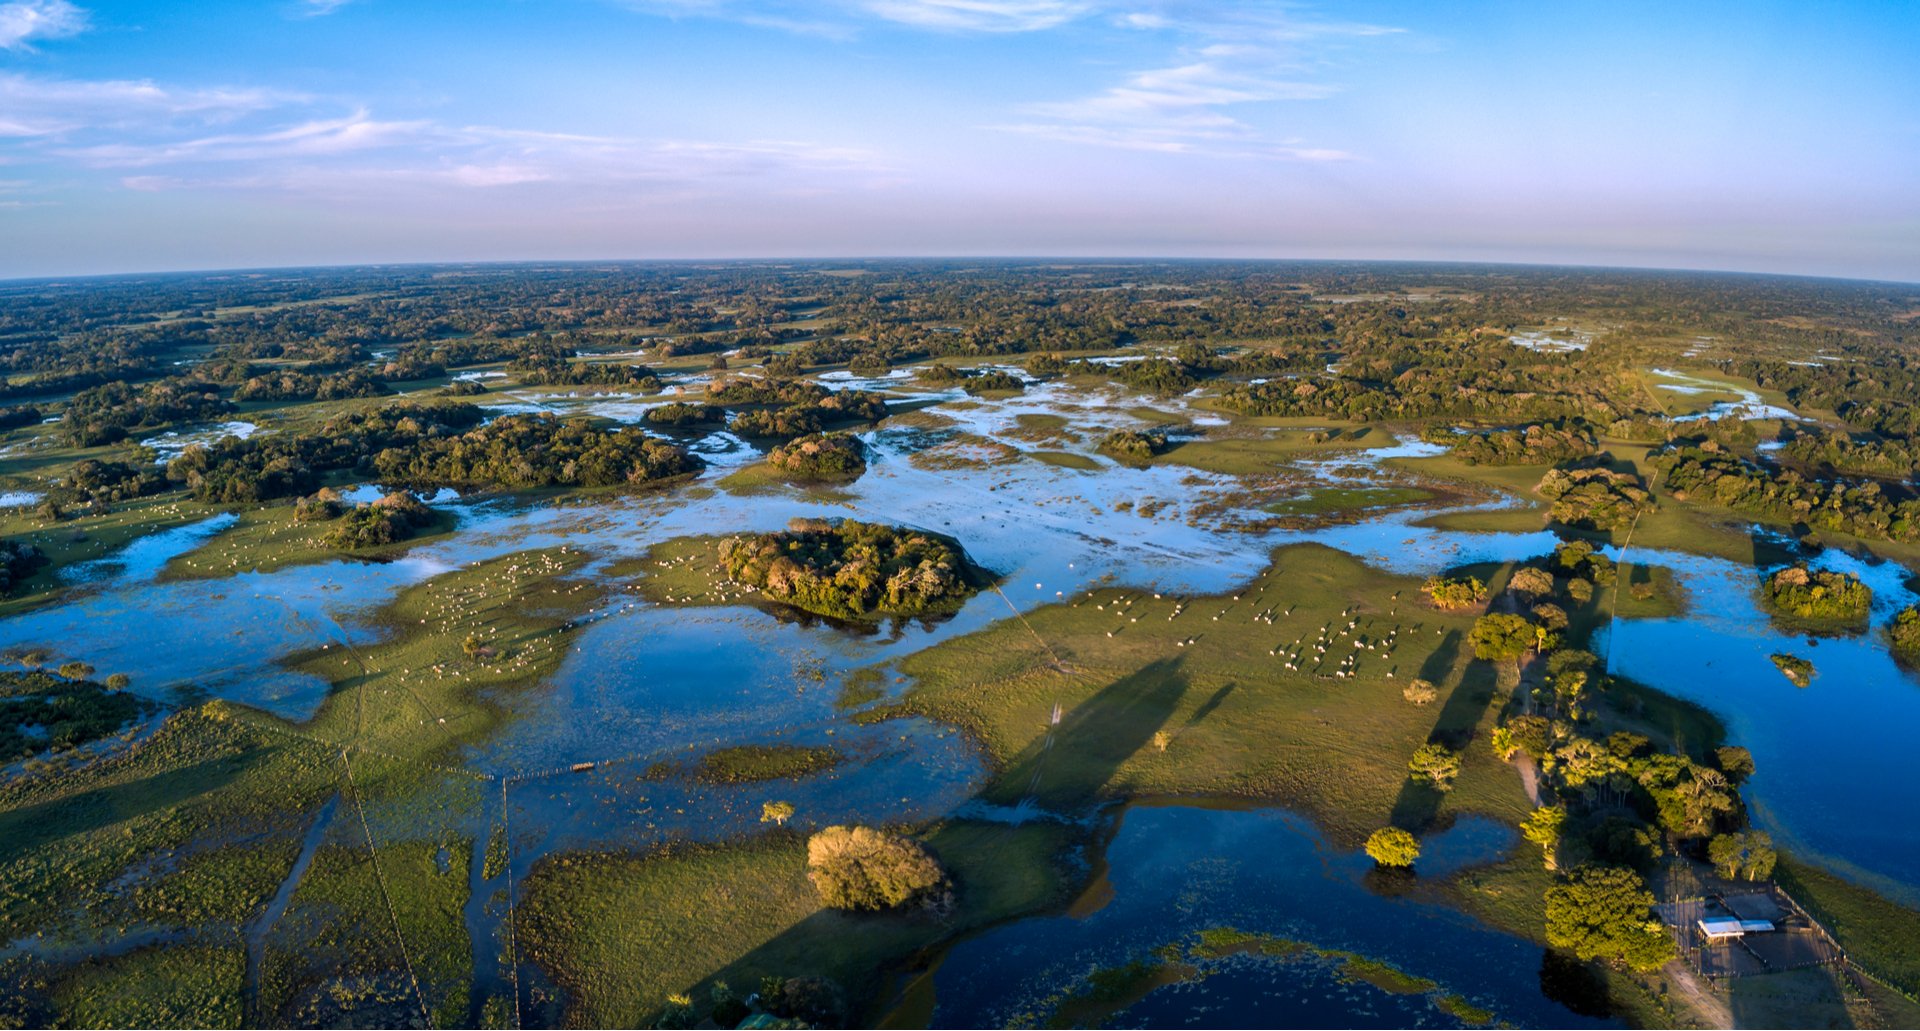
[[232, 368, 391, 402], [719, 518, 980, 618], [1448, 424, 1597, 466], [1538, 468, 1656, 531], [1653, 443, 1920, 542], [1761, 563, 1871, 620], [318, 492, 438, 550], [765, 433, 867, 480], [1097, 429, 1167, 461], [58, 379, 233, 447], [644, 403, 725, 428]]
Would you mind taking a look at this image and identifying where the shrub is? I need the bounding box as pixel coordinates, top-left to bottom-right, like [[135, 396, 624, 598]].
[[1365, 827, 1420, 867], [806, 825, 952, 912], [1422, 574, 1487, 609], [1768, 653, 1814, 687], [1402, 679, 1438, 705], [1503, 715, 1555, 759], [1097, 429, 1166, 462]]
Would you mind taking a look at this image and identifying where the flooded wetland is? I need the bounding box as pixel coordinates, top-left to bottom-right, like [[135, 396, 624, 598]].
[[3, 263, 1919, 1030]]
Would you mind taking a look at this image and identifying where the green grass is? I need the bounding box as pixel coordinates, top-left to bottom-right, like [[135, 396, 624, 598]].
[[516, 820, 1072, 1028], [680, 744, 846, 783], [1776, 855, 1920, 998], [1027, 450, 1101, 470], [50, 943, 247, 1029], [1263, 485, 1435, 517], [861, 542, 1532, 845], [163, 500, 462, 581]]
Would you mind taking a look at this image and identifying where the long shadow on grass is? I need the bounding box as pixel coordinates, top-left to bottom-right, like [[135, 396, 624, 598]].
[[1387, 628, 1500, 834], [0, 755, 243, 862], [982, 657, 1192, 812]]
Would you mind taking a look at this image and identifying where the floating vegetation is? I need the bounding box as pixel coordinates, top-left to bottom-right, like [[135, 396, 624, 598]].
[[685, 744, 846, 784], [1770, 653, 1815, 687]]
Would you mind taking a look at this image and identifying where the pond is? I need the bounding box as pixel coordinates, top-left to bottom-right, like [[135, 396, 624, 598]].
[[918, 802, 1617, 1029]]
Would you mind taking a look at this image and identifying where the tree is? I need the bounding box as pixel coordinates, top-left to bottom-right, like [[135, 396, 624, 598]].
[[1545, 865, 1675, 971], [1469, 613, 1534, 661], [1509, 566, 1555, 600], [1408, 743, 1460, 791], [1715, 746, 1755, 782], [105, 673, 131, 690], [1708, 831, 1777, 881], [1365, 827, 1421, 867], [1422, 574, 1487, 609], [57, 661, 95, 680], [807, 825, 952, 912], [1402, 679, 1438, 705], [761, 800, 795, 826], [1522, 806, 1567, 871]]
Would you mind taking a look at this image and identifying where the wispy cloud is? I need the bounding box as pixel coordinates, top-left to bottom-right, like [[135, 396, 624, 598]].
[[998, 2, 1397, 156], [0, 0, 87, 50], [297, 0, 355, 17], [0, 73, 295, 136], [862, 0, 1087, 32], [66, 112, 438, 165]]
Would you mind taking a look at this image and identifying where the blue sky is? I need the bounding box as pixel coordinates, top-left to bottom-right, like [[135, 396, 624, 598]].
[[0, 0, 1915, 279]]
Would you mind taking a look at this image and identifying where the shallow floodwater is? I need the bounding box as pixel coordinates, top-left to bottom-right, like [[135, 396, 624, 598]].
[[1597, 545, 1920, 904], [924, 803, 1615, 1029], [5, 374, 1918, 929]]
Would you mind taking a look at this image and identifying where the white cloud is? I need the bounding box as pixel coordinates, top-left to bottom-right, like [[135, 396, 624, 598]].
[[65, 112, 438, 165], [0, 0, 86, 50], [1000, 3, 1397, 157], [298, 0, 355, 16], [0, 73, 294, 136], [861, 0, 1086, 31]]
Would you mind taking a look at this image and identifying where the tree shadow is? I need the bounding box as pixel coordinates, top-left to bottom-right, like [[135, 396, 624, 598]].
[[981, 657, 1192, 811], [1387, 626, 1503, 833], [1185, 682, 1235, 726]]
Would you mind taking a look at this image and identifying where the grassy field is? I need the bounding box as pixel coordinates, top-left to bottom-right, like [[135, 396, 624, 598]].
[[864, 542, 1532, 845], [162, 496, 463, 582], [515, 820, 1072, 1028]]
